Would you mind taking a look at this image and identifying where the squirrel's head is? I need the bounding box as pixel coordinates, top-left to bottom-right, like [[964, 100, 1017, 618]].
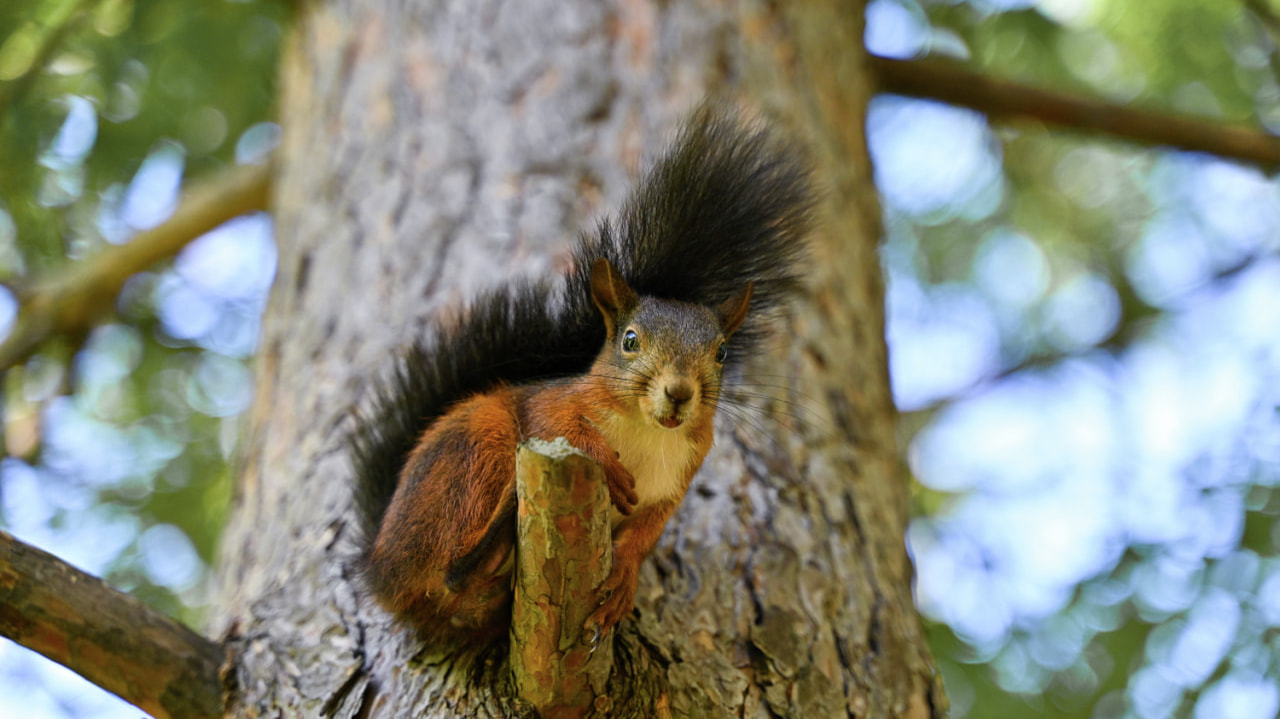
[[589, 258, 752, 430]]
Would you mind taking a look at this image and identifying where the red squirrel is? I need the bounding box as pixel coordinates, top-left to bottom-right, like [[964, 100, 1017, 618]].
[[350, 107, 813, 642]]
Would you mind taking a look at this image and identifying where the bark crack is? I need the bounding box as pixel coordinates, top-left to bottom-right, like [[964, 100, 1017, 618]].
[[320, 661, 368, 718], [422, 146, 482, 299]]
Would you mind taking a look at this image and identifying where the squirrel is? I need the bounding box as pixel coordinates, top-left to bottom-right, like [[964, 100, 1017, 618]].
[[350, 106, 814, 642]]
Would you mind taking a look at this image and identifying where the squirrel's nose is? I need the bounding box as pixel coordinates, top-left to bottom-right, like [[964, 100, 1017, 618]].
[[664, 382, 694, 407]]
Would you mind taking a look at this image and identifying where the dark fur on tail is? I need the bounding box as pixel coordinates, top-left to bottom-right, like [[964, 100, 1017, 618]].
[[349, 106, 814, 567]]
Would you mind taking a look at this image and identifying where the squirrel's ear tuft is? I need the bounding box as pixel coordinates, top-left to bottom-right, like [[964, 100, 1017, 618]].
[[590, 258, 638, 336], [717, 282, 753, 338]]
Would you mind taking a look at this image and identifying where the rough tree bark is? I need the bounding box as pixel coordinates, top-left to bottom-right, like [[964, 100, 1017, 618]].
[[212, 1, 946, 716]]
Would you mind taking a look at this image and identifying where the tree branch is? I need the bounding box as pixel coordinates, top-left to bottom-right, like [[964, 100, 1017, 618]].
[[870, 55, 1280, 168], [509, 439, 614, 718], [0, 531, 225, 719], [0, 161, 272, 372]]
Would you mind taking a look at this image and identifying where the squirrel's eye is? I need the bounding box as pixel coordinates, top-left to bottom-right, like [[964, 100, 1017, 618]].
[[715, 342, 728, 364], [622, 329, 640, 353]]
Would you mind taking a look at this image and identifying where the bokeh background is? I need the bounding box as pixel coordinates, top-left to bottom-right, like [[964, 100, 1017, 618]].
[[1, 0, 1279, 717]]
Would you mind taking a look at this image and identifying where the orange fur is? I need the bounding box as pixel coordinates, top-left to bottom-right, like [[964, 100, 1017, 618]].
[[366, 260, 749, 640]]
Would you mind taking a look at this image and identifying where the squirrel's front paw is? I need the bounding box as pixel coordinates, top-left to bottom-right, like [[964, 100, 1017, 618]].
[[583, 561, 638, 639], [605, 465, 639, 514]]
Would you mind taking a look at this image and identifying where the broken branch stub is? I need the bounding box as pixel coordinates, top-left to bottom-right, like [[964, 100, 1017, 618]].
[[510, 438, 614, 717]]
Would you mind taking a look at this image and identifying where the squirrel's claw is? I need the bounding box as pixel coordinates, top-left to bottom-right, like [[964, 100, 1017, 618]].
[[584, 560, 637, 636], [609, 489, 636, 515], [604, 466, 639, 514]]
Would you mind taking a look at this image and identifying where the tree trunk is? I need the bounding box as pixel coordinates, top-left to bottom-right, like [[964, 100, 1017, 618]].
[[211, 1, 946, 716]]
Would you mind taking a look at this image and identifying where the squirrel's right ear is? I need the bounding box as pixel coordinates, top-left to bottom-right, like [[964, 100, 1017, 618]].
[[717, 282, 753, 338], [589, 258, 637, 336]]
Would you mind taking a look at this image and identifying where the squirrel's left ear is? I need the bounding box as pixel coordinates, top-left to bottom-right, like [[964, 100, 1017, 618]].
[[590, 258, 638, 337], [717, 282, 753, 338]]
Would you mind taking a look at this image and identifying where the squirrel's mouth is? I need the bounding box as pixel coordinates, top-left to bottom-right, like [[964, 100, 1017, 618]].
[[658, 415, 683, 429]]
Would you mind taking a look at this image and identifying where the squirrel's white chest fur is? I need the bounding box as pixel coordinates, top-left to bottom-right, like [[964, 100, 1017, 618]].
[[597, 412, 700, 509]]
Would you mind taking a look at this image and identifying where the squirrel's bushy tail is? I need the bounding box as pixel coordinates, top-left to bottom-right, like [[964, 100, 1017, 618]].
[[573, 106, 814, 352], [350, 106, 815, 545]]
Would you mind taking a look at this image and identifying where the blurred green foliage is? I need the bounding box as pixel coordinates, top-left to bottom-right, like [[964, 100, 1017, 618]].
[[3, 0, 1279, 717], [877, 1, 1280, 718], [0, 0, 288, 640]]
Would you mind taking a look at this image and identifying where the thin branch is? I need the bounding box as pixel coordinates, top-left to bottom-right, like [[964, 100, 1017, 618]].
[[899, 247, 1267, 423], [0, 531, 225, 719], [869, 55, 1280, 169], [509, 439, 614, 717], [0, 161, 272, 372]]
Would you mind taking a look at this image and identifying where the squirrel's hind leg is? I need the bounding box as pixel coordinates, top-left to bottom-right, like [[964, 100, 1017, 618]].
[[367, 389, 520, 634], [445, 485, 517, 591]]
